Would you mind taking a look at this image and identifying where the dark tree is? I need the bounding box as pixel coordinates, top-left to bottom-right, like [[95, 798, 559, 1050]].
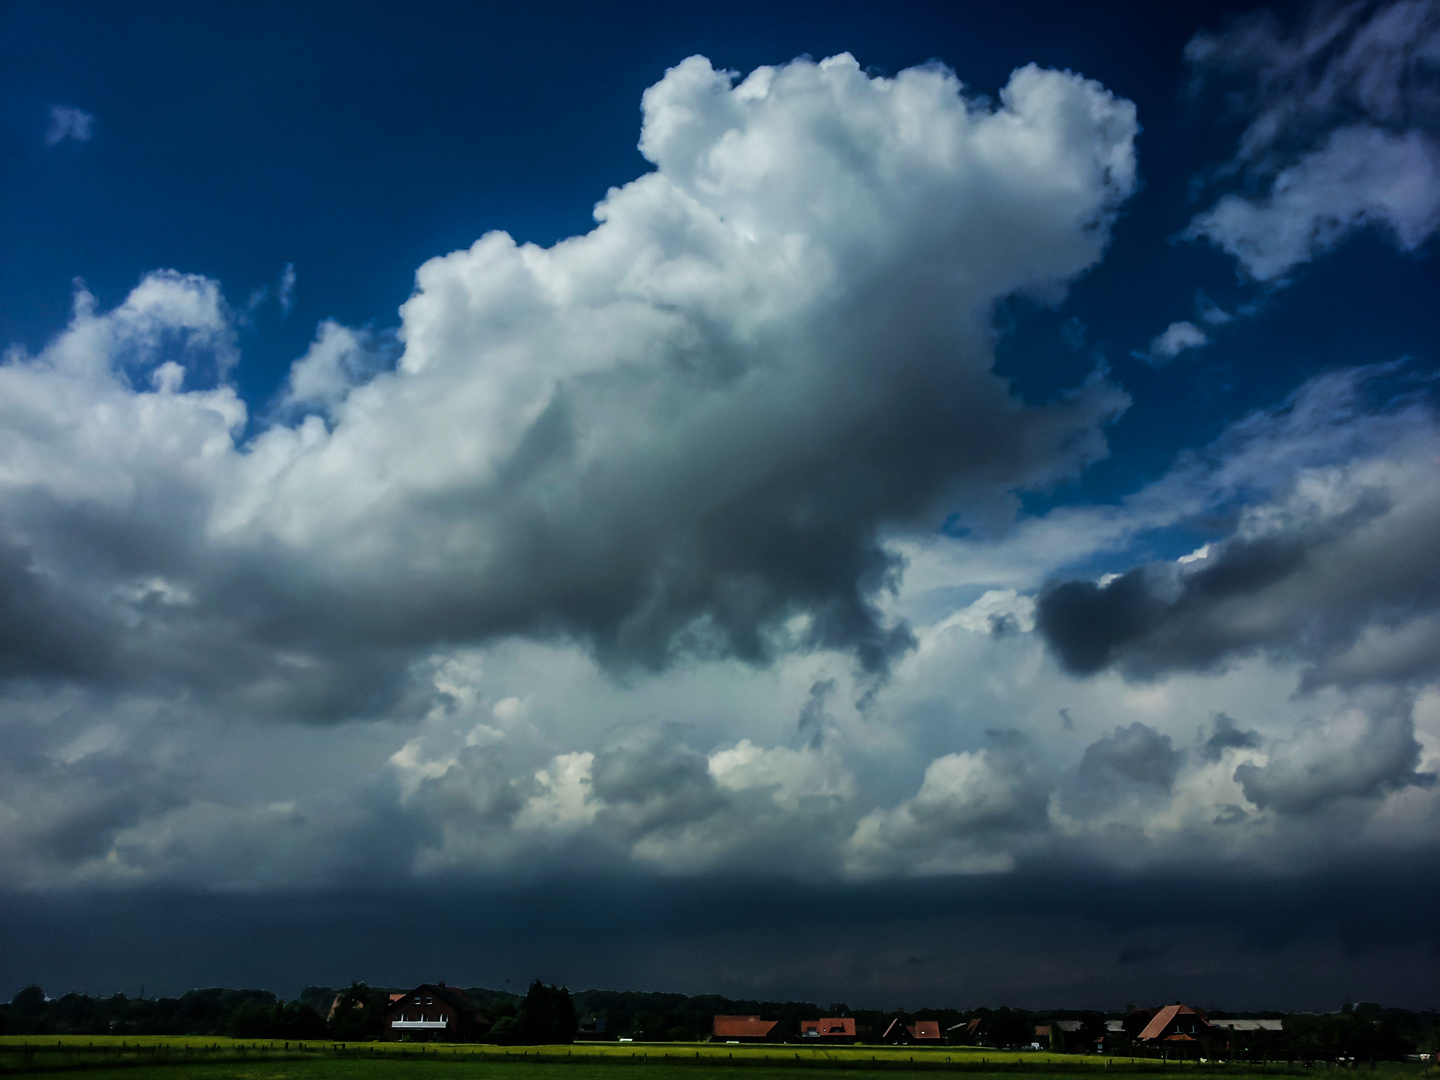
[[10, 986, 47, 1016], [328, 982, 389, 1041], [517, 980, 578, 1045]]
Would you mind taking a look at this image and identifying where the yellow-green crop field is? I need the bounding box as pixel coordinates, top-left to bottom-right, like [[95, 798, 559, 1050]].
[[1, 1037, 1433, 1080]]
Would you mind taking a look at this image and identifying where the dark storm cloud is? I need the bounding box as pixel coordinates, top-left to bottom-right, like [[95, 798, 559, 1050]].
[[0, 536, 114, 682], [3, 861, 1436, 1008]]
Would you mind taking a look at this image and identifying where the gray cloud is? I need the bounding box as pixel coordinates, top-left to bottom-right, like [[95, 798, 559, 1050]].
[[1201, 713, 1263, 762], [1079, 723, 1182, 790], [1234, 697, 1436, 814], [796, 679, 836, 747], [1035, 379, 1440, 686]]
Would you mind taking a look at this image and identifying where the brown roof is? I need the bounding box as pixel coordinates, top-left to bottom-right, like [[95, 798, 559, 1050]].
[[714, 1016, 779, 1038], [385, 983, 485, 1019], [909, 1021, 942, 1041], [1138, 1004, 1211, 1042], [801, 1018, 856, 1036]]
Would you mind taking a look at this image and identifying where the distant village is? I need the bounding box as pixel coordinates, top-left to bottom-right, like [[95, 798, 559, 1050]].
[[2, 980, 1435, 1062]]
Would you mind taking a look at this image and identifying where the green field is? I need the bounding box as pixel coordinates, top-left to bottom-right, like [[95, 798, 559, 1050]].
[[1, 1038, 1432, 1080]]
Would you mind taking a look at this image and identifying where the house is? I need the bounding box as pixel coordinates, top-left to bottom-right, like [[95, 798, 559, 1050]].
[[576, 1016, 612, 1041], [882, 1018, 943, 1044], [948, 1018, 985, 1044], [711, 1016, 796, 1043], [799, 1018, 857, 1044], [1033, 1019, 1105, 1054], [382, 983, 491, 1042], [1133, 1004, 1226, 1055]]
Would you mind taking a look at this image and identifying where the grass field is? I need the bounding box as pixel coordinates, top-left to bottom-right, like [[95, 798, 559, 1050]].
[[1, 1038, 1432, 1080]]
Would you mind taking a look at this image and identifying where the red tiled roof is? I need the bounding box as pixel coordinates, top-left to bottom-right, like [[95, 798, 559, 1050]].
[[801, 1018, 856, 1037], [909, 1021, 942, 1041], [714, 1016, 778, 1038], [1138, 1004, 1211, 1042]]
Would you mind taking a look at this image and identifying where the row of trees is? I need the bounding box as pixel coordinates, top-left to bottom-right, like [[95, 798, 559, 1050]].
[[0, 980, 574, 1045], [4, 984, 1436, 1058]]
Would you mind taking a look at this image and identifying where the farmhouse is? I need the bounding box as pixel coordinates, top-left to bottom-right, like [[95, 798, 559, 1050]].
[[1133, 1004, 1226, 1055], [382, 983, 491, 1042], [711, 1016, 796, 1043], [882, 1019, 943, 1044], [948, 1018, 985, 1044], [800, 1017, 857, 1044]]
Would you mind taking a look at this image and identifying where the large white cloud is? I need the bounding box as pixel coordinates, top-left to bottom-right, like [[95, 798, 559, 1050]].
[[0, 54, 1137, 724]]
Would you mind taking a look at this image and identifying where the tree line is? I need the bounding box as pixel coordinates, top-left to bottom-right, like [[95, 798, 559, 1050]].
[[2, 983, 1436, 1059]]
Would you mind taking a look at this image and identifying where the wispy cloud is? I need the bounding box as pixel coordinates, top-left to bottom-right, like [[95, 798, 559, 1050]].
[[1186, 0, 1440, 280], [277, 263, 296, 316], [44, 105, 93, 146]]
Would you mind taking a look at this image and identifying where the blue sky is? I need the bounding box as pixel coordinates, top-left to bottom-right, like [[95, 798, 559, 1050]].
[[1, 0, 1438, 1008]]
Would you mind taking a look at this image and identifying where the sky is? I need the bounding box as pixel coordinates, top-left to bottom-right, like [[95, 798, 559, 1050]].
[[1, 0, 1438, 1011]]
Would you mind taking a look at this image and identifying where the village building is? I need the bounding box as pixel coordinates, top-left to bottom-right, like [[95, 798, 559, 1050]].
[[382, 983, 491, 1042], [1132, 1004, 1226, 1056], [882, 1018, 943, 1044], [799, 1018, 857, 1044], [576, 1016, 612, 1041], [948, 1018, 985, 1044], [711, 1016, 797, 1043]]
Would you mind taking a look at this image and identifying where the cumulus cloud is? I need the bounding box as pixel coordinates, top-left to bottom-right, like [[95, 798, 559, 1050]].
[[4, 50, 1436, 914], [0, 53, 1138, 729], [1187, 0, 1440, 278], [281, 319, 390, 412], [1234, 697, 1435, 814], [44, 106, 93, 146], [846, 732, 1052, 876]]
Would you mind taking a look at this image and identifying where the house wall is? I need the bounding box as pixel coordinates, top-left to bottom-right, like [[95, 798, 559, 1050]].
[[384, 991, 462, 1042]]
